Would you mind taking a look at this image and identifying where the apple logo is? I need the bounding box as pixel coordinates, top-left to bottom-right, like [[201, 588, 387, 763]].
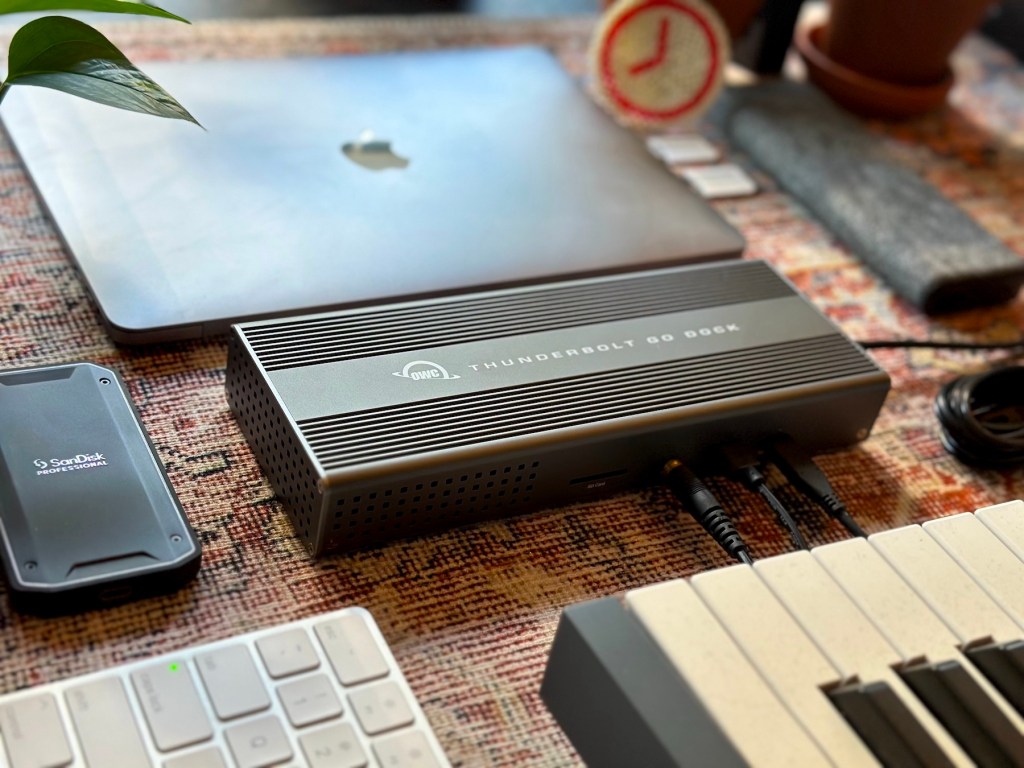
[[341, 129, 410, 171]]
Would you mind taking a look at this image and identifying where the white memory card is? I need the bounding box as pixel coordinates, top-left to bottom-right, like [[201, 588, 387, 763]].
[[646, 134, 721, 165], [680, 163, 759, 199]]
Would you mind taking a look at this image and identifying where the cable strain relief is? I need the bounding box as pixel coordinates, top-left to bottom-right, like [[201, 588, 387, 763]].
[[820, 492, 867, 536], [821, 492, 846, 520], [694, 506, 751, 564]]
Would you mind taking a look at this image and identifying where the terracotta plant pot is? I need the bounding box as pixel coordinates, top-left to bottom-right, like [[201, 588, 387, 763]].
[[796, 0, 996, 118]]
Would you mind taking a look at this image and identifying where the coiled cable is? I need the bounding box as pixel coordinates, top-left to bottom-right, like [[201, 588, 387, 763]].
[[934, 366, 1024, 468]]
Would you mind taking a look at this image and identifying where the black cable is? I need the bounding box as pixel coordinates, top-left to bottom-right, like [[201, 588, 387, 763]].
[[765, 436, 866, 538], [662, 460, 753, 565], [934, 366, 1024, 467], [719, 444, 807, 550], [857, 338, 1024, 351]]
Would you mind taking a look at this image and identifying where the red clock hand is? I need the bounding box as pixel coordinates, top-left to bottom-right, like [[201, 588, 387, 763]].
[[628, 17, 670, 75]]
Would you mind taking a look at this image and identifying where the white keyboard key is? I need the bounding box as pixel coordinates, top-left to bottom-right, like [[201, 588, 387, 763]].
[[277, 673, 343, 727], [754, 551, 973, 767], [65, 676, 152, 767], [132, 661, 214, 751], [978, 500, 1024, 559], [195, 645, 271, 720], [690, 565, 879, 767], [0, 693, 73, 768], [815, 537, 957, 658], [315, 613, 390, 686], [755, 552, 905, 677], [163, 746, 228, 768], [626, 579, 830, 767], [870, 524, 1021, 646], [374, 729, 445, 768], [224, 714, 293, 768], [256, 628, 320, 679], [350, 680, 416, 736], [300, 722, 369, 768], [925, 513, 1024, 630]]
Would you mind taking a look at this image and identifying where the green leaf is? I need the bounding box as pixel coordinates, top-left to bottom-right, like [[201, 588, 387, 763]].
[[4, 16, 198, 124], [0, 0, 187, 23]]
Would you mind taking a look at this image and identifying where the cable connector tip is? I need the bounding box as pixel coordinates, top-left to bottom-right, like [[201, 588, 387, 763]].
[[767, 436, 866, 538], [663, 460, 753, 565]]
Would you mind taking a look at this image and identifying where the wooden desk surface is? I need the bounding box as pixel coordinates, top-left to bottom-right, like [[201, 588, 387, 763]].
[[0, 15, 1021, 767]]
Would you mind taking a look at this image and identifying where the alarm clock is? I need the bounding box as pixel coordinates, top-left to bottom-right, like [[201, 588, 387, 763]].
[[589, 0, 730, 128]]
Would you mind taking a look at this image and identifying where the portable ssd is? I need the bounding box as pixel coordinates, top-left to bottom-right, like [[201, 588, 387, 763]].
[[0, 363, 201, 614]]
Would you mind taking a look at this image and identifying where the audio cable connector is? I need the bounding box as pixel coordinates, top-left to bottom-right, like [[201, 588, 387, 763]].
[[766, 436, 866, 538], [663, 459, 753, 565], [720, 444, 807, 550]]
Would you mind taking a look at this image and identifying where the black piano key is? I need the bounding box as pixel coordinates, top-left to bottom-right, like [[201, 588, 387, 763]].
[[867, 681, 958, 768], [1003, 640, 1024, 674], [901, 660, 1024, 768], [829, 681, 954, 768], [967, 642, 1024, 716]]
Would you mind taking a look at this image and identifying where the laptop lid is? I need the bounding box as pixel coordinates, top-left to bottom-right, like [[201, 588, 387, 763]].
[[1, 46, 744, 343]]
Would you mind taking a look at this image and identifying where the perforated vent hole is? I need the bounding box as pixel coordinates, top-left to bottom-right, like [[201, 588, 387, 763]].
[[227, 337, 320, 544], [328, 461, 541, 541]]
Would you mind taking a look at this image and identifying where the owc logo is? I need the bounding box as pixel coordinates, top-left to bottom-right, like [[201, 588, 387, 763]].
[[392, 361, 460, 382]]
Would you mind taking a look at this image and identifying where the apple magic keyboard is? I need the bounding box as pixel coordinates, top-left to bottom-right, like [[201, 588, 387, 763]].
[[0, 607, 449, 768]]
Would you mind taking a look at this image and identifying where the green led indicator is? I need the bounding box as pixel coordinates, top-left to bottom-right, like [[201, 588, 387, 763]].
[[169, 663, 180, 672]]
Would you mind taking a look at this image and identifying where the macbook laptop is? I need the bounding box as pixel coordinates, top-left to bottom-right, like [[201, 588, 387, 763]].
[[1, 46, 744, 344]]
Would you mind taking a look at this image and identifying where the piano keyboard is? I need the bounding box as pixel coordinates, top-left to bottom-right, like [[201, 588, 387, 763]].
[[541, 500, 1024, 768]]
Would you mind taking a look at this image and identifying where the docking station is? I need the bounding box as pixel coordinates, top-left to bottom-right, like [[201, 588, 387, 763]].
[[226, 260, 889, 555]]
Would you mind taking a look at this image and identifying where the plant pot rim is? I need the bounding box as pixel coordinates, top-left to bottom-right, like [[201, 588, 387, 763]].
[[794, 22, 954, 119]]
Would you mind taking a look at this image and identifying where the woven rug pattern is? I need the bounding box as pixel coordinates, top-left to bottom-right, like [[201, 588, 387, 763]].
[[0, 15, 1023, 767]]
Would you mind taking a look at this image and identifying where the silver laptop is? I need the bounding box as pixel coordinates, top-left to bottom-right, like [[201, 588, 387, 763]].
[[1, 47, 744, 344]]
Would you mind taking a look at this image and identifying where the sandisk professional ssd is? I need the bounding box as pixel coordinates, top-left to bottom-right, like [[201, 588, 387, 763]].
[[0, 362, 200, 614]]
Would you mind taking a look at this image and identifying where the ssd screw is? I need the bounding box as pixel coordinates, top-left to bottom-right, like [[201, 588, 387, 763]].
[[99, 377, 111, 385], [170, 534, 183, 543], [24, 561, 36, 571]]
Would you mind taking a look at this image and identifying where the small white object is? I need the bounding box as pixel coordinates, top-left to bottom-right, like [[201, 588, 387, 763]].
[[646, 134, 720, 165], [680, 163, 758, 199]]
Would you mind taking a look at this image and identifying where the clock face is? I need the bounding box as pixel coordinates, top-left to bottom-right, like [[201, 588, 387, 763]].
[[591, 0, 729, 126]]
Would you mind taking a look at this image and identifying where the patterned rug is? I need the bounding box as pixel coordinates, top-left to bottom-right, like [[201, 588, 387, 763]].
[[0, 14, 1022, 767]]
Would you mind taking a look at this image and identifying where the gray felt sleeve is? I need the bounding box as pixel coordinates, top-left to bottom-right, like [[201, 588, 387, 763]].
[[716, 81, 1024, 314]]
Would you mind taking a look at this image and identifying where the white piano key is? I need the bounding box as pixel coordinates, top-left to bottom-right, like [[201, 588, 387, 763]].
[[869, 524, 1021, 647], [814, 534, 1024, 702], [977, 500, 1024, 562], [815, 537, 1024, 762], [626, 579, 831, 767], [754, 551, 973, 767], [754, 552, 908, 678], [691, 565, 879, 767], [924, 513, 1024, 631], [814, 537, 951, 659]]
